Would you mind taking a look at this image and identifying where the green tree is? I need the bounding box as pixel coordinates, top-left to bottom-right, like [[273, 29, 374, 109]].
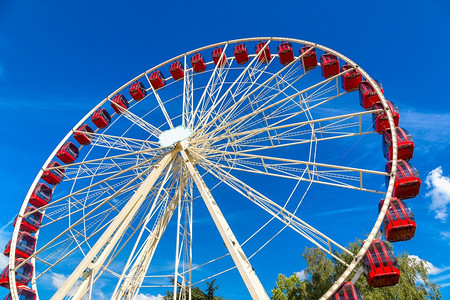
[[205, 279, 220, 300], [271, 242, 442, 300], [163, 278, 224, 300], [271, 273, 306, 300]]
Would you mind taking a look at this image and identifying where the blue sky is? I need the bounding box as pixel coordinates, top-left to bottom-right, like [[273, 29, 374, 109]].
[[1, 0, 450, 299]]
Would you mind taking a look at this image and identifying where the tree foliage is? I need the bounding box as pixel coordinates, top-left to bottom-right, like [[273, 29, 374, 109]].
[[163, 278, 224, 300], [271, 242, 442, 300]]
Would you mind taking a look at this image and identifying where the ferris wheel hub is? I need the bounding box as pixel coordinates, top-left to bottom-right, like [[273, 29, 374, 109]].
[[157, 126, 193, 148]]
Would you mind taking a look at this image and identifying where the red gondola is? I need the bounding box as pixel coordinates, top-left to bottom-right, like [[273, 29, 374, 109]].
[[13, 206, 43, 234], [41, 161, 65, 185], [56, 141, 79, 164], [4, 286, 36, 300], [4, 287, 36, 300], [331, 282, 363, 300], [382, 127, 414, 161], [28, 183, 52, 208], [4, 232, 36, 259], [340, 64, 362, 92], [255, 42, 271, 64], [277, 42, 294, 66], [320, 53, 339, 78], [371, 101, 399, 133], [379, 198, 416, 242], [300, 46, 317, 71], [191, 53, 206, 73], [386, 160, 421, 200], [233, 43, 249, 65], [362, 239, 400, 287], [359, 80, 384, 109], [212, 47, 227, 67], [149, 70, 166, 90], [129, 81, 147, 101], [91, 108, 111, 129], [169, 61, 184, 80], [110, 94, 129, 114], [73, 124, 94, 146], [0, 259, 33, 289]]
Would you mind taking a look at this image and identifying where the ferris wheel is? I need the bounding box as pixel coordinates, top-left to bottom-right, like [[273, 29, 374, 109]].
[[3, 37, 422, 300]]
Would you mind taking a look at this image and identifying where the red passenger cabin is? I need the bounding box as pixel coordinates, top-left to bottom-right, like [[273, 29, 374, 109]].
[[379, 198, 416, 242], [277, 42, 294, 66], [331, 282, 363, 300], [212, 47, 227, 67], [362, 239, 400, 287], [359, 80, 384, 109], [129, 81, 147, 101], [233, 43, 249, 65], [13, 206, 43, 234], [383, 127, 414, 161], [91, 108, 111, 129], [149, 70, 166, 90], [4, 232, 36, 259], [255, 42, 271, 64], [340, 64, 362, 92], [0, 259, 33, 289], [300, 46, 317, 71], [110, 94, 129, 114], [371, 101, 399, 133], [169, 61, 184, 80], [73, 124, 94, 145], [29, 183, 52, 208], [41, 161, 65, 185], [320, 53, 339, 78], [386, 160, 421, 200], [4, 287, 36, 300], [191, 53, 207, 73], [56, 142, 79, 164]]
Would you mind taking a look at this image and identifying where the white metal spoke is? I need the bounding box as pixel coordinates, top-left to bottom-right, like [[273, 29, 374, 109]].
[[195, 150, 384, 194], [188, 45, 230, 129], [198, 101, 374, 152], [87, 132, 159, 152], [19, 159, 172, 272], [30, 153, 166, 216], [217, 123, 375, 152], [193, 43, 279, 133], [120, 106, 164, 136], [112, 174, 185, 299], [182, 57, 194, 127], [50, 150, 178, 299], [180, 146, 269, 299], [198, 156, 353, 265], [197, 68, 351, 143]]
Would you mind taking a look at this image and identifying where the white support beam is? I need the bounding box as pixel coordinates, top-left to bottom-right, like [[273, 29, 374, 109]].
[[112, 184, 182, 300], [179, 145, 269, 300], [50, 150, 179, 300]]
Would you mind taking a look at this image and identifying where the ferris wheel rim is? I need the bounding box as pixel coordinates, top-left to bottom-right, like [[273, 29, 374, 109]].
[[7, 36, 399, 300]]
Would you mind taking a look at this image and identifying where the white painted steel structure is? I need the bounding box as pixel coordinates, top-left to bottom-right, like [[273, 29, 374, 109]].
[[7, 37, 398, 300]]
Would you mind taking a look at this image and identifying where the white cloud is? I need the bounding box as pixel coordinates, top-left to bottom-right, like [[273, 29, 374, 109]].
[[401, 111, 450, 143], [0, 254, 8, 270], [409, 255, 450, 275], [135, 293, 163, 300], [295, 269, 307, 281], [92, 289, 106, 300], [441, 232, 450, 240], [0, 219, 14, 269], [425, 166, 450, 222], [51, 272, 68, 289]]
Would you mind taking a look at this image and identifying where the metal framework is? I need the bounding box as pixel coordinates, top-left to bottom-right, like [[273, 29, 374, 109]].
[[7, 37, 398, 300]]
